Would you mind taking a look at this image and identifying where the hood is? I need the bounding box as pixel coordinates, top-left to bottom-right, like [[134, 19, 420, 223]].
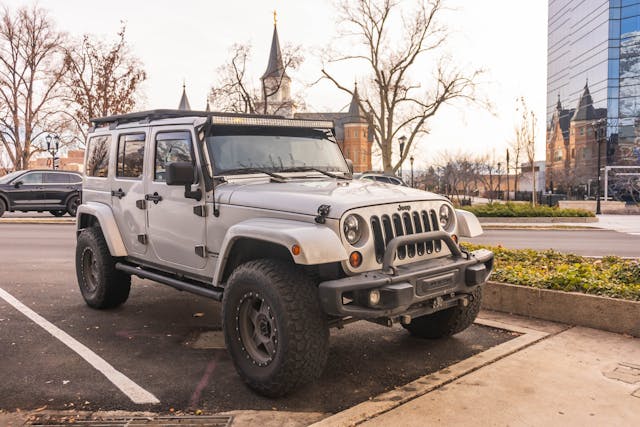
[[217, 178, 447, 218]]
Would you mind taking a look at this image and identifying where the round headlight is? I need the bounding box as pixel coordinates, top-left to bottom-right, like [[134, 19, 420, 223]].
[[343, 214, 363, 245], [439, 204, 455, 232]]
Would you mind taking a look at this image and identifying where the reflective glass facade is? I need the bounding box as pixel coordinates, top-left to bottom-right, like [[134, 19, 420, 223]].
[[548, 0, 640, 169]]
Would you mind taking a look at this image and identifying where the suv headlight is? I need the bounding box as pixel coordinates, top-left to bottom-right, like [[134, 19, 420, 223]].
[[438, 204, 455, 232], [343, 214, 363, 245]]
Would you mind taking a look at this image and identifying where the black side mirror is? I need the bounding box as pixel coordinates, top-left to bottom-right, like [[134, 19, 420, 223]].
[[166, 161, 202, 201], [13, 180, 22, 188], [166, 162, 195, 186]]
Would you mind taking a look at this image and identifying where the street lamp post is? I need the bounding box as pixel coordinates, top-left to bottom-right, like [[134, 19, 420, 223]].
[[410, 156, 414, 188], [497, 162, 502, 200], [45, 133, 60, 170], [398, 135, 406, 180], [591, 119, 606, 215]]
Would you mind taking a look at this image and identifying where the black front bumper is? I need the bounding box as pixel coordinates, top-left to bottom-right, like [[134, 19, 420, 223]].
[[318, 231, 493, 318]]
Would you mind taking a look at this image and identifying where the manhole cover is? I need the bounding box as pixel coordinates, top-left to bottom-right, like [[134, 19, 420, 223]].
[[29, 415, 232, 426]]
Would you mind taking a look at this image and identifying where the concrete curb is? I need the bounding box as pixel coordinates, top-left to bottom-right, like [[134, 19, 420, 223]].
[[309, 318, 549, 427], [482, 281, 640, 337], [0, 218, 75, 224], [478, 216, 598, 223]]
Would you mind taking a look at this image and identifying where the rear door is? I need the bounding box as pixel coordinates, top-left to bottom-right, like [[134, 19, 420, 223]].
[[43, 172, 70, 206], [145, 127, 207, 271], [111, 132, 148, 257]]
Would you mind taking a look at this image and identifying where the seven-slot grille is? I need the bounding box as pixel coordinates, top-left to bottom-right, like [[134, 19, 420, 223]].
[[370, 209, 442, 263]]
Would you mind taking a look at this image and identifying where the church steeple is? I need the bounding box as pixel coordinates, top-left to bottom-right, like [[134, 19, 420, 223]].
[[178, 82, 191, 111], [556, 93, 562, 111], [262, 13, 286, 81], [346, 83, 368, 124], [572, 80, 595, 121]]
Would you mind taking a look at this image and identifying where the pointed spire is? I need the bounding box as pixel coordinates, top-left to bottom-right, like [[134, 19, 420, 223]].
[[178, 82, 191, 111], [571, 79, 595, 121], [556, 93, 562, 111], [205, 99, 211, 112], [262, 13, 286, 80], [345, 83, 368, 124]]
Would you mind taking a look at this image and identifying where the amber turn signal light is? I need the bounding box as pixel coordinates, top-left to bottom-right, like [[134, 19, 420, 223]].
[[291, 244, 301, 256], [349, 251, 362, 268]]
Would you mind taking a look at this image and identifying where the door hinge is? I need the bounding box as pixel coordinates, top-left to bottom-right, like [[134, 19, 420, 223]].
[[195, 245, 208, 258], [136, 199, 147, 210], [137, 234, 148, 245], [193, 205, 207, 217]]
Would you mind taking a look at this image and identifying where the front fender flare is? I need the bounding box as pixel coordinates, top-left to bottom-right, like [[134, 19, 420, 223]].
[[76, 202, 127, 257], [213, 218, 348, 286]]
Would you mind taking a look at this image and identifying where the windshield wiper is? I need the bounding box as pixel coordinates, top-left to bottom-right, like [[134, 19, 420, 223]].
[[281, 166, 350, 180], [220, 168, 287, 182]]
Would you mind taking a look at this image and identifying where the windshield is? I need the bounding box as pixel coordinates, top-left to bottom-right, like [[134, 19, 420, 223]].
[[0, 171, 23, 184], [205, 127, 350, 175]]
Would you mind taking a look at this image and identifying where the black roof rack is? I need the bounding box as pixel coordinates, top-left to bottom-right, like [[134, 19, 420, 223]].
[[90, 109, 282, 127]]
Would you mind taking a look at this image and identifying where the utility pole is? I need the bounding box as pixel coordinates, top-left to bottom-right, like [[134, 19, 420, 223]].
[[506, 149, 510, 201]]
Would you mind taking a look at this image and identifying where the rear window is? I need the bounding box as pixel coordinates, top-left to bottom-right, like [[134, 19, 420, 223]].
[[86, 135, 111, 178]]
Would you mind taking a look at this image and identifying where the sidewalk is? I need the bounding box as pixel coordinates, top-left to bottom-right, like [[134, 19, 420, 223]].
[[357, 314, 640, 427], [481, 213, 640, 235]]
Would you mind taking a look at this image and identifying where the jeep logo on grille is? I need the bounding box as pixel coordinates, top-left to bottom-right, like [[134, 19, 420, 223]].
[[397, 204, 411, 211]]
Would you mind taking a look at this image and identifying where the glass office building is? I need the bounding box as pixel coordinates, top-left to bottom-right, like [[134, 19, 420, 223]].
[[547, 0, 640, 198]]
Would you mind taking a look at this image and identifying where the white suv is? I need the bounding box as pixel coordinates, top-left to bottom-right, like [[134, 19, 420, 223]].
[[75, 110, 493, 397]]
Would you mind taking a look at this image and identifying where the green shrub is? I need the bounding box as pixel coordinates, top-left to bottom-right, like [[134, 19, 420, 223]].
[[462, 202, 595, 217], [463, 243, 640, 300]]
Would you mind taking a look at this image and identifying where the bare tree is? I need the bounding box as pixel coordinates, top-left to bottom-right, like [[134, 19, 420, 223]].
[[515, 97, 537, 205], [508, 134, 526, 196], [209, 42, 303, 115], [438, 151, 484, 203], [0, 5, 68, 170], [63, 24, 147, 143], [321, 0, 485, 174]]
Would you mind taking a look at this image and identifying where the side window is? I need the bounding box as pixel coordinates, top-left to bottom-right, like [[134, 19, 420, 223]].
[[117, 133, 145, 179], [68, 174, 83, 183], [154, 131, 193, 182], [44, 173, 70, 184], [20, 172, 43, 185], [374, 176, 391, 183], [86, 135, 111, 178]]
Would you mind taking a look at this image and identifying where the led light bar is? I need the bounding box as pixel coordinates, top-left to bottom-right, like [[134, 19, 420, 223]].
[[210, 115, 334, 129]]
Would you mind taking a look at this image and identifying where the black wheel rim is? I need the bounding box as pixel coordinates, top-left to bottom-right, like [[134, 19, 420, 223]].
[[81, 247, 99, 293], [236, 292, 278, 367]]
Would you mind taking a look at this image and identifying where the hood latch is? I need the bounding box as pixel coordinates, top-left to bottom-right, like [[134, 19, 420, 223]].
[[315, 205, 331, 224]]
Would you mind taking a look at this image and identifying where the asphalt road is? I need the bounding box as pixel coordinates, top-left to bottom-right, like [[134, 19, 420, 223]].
[[465, 229, 640, 258], [0, 224, 512, 414]]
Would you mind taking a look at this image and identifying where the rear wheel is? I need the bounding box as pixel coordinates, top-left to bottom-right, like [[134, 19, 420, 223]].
[[403, 287, 482, 339], [49, 210, 66, 217], [0, 199, 5, 217], [75, 227, 130, 309], [223, 259, 329, 397], [67, 195, 80, 217]]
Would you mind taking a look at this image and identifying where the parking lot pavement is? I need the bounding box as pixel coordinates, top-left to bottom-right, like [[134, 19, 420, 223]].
[[0, 223, 515, 417]]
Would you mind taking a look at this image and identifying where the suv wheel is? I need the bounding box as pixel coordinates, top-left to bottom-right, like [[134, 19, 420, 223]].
[[222, 259, 329, 397], [49, 210, 66, 217], [75, 227, 131, 309], [403, 287, 482, 339], [0, 199, 5, 217], [67, 195, 80, 217]]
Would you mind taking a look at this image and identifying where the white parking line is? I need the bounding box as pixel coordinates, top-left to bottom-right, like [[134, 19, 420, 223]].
[[0, 287, 159, 405]]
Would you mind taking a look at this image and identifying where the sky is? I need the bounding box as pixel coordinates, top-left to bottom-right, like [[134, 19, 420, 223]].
[[5, 0, 548, 169]]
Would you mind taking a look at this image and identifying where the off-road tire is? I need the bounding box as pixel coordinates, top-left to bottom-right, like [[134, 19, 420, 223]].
[[67, 195, 80, 217], [403, 287, 483, 339], [222, 259, 329, 397], [76, 227, 131, 309], [0, 199, 5, 217], [49, 210, 66, 217]]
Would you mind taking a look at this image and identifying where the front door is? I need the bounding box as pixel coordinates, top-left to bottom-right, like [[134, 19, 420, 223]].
[[10, 171, 44, 208], [145, 127, 207, 271], [111, 132, 148, 256]]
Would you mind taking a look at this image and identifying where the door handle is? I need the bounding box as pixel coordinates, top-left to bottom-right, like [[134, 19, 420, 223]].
[[145, 192, 163, 204], [111, 188, 126, 199]]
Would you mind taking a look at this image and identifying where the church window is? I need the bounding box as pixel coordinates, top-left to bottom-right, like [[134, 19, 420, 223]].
[[571, 148, 575, 159], [580, 127, 584, 136], [354, 130, 359, 138], [554, 148, 563, 161]]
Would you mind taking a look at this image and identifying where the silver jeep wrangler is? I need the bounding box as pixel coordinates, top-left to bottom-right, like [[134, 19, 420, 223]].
[[75, 110, 493, 397]]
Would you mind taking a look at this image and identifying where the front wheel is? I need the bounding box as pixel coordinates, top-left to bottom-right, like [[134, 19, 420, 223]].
[[403, 287, 483, 339], [75, 227, 131, 309], [222, 259, 329, 397], [0, 199, 5, 217]]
